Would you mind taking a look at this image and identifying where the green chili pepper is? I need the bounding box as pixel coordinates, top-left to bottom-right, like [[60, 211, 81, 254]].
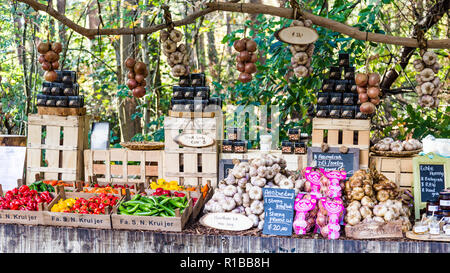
[[131, 194, 140, 201], [125, 204, 139, 214], [160, 204, 175, 216], [169, 199, 186, 208], [119, 211, 132, 215]]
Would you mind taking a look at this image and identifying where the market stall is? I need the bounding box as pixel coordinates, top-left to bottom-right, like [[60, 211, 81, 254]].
[[0, 0, 449, 253]]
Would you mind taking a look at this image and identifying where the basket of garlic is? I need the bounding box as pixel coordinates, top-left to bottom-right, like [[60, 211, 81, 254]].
[[370, 137, 422, 157], [344, 168, 413, 239], [203, 153, 304, 230]]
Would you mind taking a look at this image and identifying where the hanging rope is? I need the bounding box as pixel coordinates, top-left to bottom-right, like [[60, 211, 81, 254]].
[[162, 4, 174, 32]]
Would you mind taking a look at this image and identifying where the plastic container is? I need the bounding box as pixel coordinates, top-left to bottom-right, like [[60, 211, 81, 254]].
[[194, 86, 209, 99], [329, 92, 342, 105], [170, 99, 185, 112], [55, 96, 68, 107], [344, 66, 355, 80], [222, 140, 233, 153], [281, 141, 294, 154], [439, 191, 450, 210], [294, 142, 306, 154], [316, 105, 329, 118], [183, 87, 195, 100], [329, 105, 341, 118], [36, 94, 47, 106], [341, 105, 354, 119], [67, 96, 84, 108], [329, 67, 342, 80], [227, 128, 241, 141], [317, 92, 329, 106], [322, 79, 335, 92], [288, 128, 301, 142], [172, 86, 185, 99], [335, 80, 347, 92], [233, 141, 247, 153]]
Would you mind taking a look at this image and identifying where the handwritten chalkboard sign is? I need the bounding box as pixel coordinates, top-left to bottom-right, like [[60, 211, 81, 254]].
[[307, 147, 359, 178], [262, 188, 295, 236], [413, 152, 450, 219]]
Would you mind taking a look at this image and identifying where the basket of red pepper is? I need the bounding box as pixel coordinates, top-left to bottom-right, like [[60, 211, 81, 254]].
[[44, 192, 121, 229], [0, 185, 54, 226]]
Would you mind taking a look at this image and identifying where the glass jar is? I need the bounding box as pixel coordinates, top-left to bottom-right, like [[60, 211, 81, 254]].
[[317, 92, 329, 106], [233, 141, 247, 153], [294, 142, 306, 154], [322, 79, 335, 92], [329, 105, 341, 118], [194, 86, 210, 99], [341, 105, 354, 119], [183, 87, 195, 100], [227, 128, 241, 141], [442, 210, 450, 224], [335, 80, 347, 92], [288, 128, 301, 142], [339, 53, 349, 67], [172, 86, 185, 99], [344, 66, 355, 80], [426, 200, 440, 215], [316, 105, 329, 118], [222, 140, 233, 153], [55, 96, 68, 107], [329, 67, 342, 80], [36, 94, 48, 106], [439, 191, 450, 210], [281, 141, 294, 154], [342, 93, 356, 105]]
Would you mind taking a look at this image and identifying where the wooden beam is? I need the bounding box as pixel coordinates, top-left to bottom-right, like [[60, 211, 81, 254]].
[[17, 0, 450, 48]]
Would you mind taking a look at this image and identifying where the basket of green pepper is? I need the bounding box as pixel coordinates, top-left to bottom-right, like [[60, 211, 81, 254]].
[[29, 180, 55, 192], [111, 192, 193, 231]]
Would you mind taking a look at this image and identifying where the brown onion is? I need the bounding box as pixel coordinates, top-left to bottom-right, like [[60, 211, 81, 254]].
[[358, 92, 369, 103], [246, 39, 257, 52], [127, 71, 135, 79], [236, 62, 245, 73], [367, 86, 380, 99], [132, 86, 146, 98], [355, 73, 368, 87], [37, 42, 50, 54], [360, 102, 376, 114], [368, 73, 381, 86], [135, 74, 145, 84], [38, 55, 46, 64], [44, 51, 58, 62], [233, 39, 246, 52], [134, 62, 147, 74], [370, 97, 380, 105], [41, 62, 51, 71], [51, 61, 59, 70], [238, 72, 252, 83], [125, 57, 136, 69], [44, 70, 58, 82], [249, 53, 258, 63], [244, 62, 257, 74], [239, 51, 251, 62], [356, 86, 367, 94], [127, 79, 138, 89], [51, 42, 63, 54]]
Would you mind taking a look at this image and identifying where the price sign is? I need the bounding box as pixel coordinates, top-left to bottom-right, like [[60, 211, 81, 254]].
[[262, 188, 296, 236], [174, 133, 215, 148], [307, 147, 360, 178], [275, 26, 319, 45]]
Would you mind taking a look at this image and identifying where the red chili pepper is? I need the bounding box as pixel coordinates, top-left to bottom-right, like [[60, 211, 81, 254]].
[[18, 185, 29, 194]]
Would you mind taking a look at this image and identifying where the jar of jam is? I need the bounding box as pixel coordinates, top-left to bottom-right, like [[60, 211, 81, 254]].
[[329, 67, 342, 80], [183, 87, 195, 100], [172, 86, 185, 99], [344, 66, 355, 80], [222, 140, 233, 153], [179, 75, 191, 87], [316, 105, 329, 118], [335, 80, 347, 92], [441, 210, 450, 224], [281, 141, 294, 154], [288, 128, 301, 142], [322, 79, 335, 92], [338, 53, 349, 67], [233, 140, 247, 153], [427, 200, 440, 216], [194, 86, 210, 99], [294, 142, 306, 154], [439, 191, 450, 210], [329, 92, 342, 105], [227, 128, 241, 141]]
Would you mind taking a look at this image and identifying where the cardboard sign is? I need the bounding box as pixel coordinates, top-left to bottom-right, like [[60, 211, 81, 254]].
[[307, 147, 359, 178], [174, 133, 215, 148], [0, 146, 26, 191], [199, 212, 253, 231], [275, 26, 319, 45], [413, 152, 450, 219], [262, 188, 295, 236]]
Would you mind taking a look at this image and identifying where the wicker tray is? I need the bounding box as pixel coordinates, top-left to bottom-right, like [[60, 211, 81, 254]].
[[370, 147, 421, 157], [120, 141, 164, 150]]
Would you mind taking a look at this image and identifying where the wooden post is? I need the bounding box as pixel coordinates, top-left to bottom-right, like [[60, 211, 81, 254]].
[[125, 188, 131, 201], [75, 181, 83, 192], [0, 185, 3, 197], [35, 173, 41, 182], [56, 185, 66, 200], [105, 206, 111, 215], [137, 182, 145, 193], [175, 208, 181, 217], [38, 203, 45, 211], [88, 176, 93, 185]]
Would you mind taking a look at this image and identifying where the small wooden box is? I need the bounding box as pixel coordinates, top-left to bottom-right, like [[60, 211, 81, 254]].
[[370, 156, 415, 191], [43, 192, 116, 229], [111, 195, 192, 232], [312, 118, 370, 169], [84, 149, 163, 186], [26, 114, 90, 184]]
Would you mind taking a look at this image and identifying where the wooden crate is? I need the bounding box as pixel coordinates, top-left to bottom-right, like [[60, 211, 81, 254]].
[[220, 150, 307, 172], [26, 114, 90, 184], [370, 155, 415, 191], [43, 191, 116, 229], [164, 116, 222, 187], [312, 118, 370, 169], [110, 194, 193, 232], [37, 106, 86, 116], [84, 149, 163, 186]]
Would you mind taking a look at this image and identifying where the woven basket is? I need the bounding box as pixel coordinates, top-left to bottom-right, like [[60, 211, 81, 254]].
[[369, 147, 421, 157], [120, 141, 164, 150]]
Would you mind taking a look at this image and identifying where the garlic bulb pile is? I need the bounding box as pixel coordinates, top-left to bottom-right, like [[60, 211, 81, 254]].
[[355, 72, 381, 114], [37, 41, 62, 82], [373, 137, 422, 152], [344, 169, 412, 232], [233, 38, 258, 83], [413, 51, 442, 108], [204, 154, 303, 230], [289, 20, 315, 78], [161, 29, 189, 77]]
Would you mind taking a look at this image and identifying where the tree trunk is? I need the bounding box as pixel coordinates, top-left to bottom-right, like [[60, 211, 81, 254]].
[[207, 28, 218, 79], [197, 32, 206, 72], [56, 0, 66, 43], [117, 0, 142, 142]]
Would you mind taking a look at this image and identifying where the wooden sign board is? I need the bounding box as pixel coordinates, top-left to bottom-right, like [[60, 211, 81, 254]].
[[199, 212, 253, 231], [174, 133, 215, 148], [262, 188, 295, 236], [345, 220, 404, 239], [307, 147, 359, 179], [275, 26, 319, 45], [413, 152, 450, 219]]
